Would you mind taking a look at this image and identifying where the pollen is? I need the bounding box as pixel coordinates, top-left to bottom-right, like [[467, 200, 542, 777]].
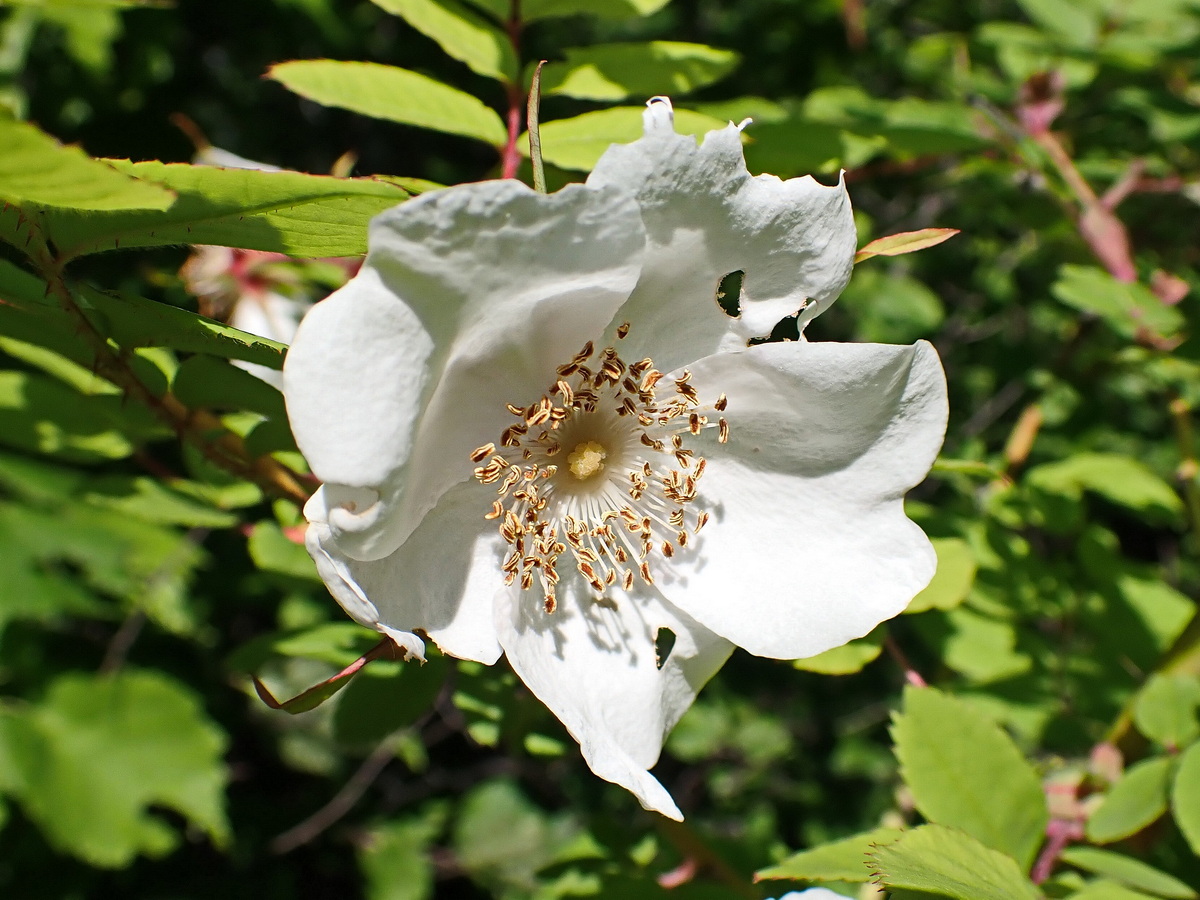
[[567, 441, 607, 480], [469, 327, 729, 612]]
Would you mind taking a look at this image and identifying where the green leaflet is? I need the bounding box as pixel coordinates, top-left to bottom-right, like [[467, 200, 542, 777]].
[[268, 59, 508, 146], [867, 824, 1040, 900], [1052, 265, 1185, 342], [0, 669, 229, 868], [8, 161, 412, 260], [1059, 846, 1196, 899], [1087, 756, 1173, 843], [0, 118, 173, 211], [1132, 674, 1200, 748], [905, 537, 976, 613], [370, 0, 518, 82], [892, 685, 1048, 871], [528, 106, 729, 171], [538, 41, 739, 102], [755, 827, 903, 883], [1171, 742, 1200, 855]]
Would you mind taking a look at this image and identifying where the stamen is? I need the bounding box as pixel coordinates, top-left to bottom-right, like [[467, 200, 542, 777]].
[[469, 326, 727, 612]]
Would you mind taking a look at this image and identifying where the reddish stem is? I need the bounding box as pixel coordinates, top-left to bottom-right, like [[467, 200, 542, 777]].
[[499, 2, 523, 179]]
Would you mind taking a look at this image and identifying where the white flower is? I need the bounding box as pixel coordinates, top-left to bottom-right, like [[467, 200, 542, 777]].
[[283, 98, 948, 820]]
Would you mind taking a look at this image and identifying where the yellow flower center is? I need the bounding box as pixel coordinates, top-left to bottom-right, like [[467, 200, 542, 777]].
[[567, 441, 607, 480], [468, 323, 729, 613]]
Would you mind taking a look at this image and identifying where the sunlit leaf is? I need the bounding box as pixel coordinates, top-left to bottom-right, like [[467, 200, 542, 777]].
[[1087, 756, 1172, 843], [892, 686, 1048, 870], [539, 41, 738, 101], [756, 827, 903, 883], [0, 119, 173, 213], [867, 825, 1040, 900], [529, 106, 729, 171], [370, 0, 517, 82], [268, 60, 507, 145]]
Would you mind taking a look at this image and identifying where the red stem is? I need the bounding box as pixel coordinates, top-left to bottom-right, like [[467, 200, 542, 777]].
[[499, 2, 523, 179]]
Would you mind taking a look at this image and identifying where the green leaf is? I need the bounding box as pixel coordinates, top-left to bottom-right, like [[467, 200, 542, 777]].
[[1067, 881, 1179, 900], [1133, 674, 1200, 748], [268, 60, 507, 145], [463, 0, 669, 20], [867, 825, 1040, 900], [359, 811, 444, 900], [1059, 847, 1197, 899], [247, 521, 321, 582], [370, 0, 517, 82], [16, 161, 411, 260], [453, 779, 575, 890], [1027, 453, 1185, 527], [81, 475, 240, 528], [1086, 756, 1172, 843], [0, 369, 152, 462], [755, 827, 903, 883], [892, 686, 1048, 870], [0, 669, 229, 868], [1052, 265, 1185, 342], [793, 627, 883, 674], [0, 118, 173, 212], [1172, 742, 1200, 855], [172, 354, 287, 419], [530, 106, 730, 171], [906, 538, 976, 614], [228, 622, 378, 672], [332, 656, 448, 745], [539, 41, 739, 101]]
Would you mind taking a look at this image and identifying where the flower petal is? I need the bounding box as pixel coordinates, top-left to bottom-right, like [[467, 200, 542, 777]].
[[496, 576, 732, 819], [588, 97, 856, 371], [285, 180, 645, 561], [656, 339, 947, 659], [305, 481, 505, 664]]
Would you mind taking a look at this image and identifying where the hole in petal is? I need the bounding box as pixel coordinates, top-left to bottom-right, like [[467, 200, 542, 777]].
[[714, 270, 744, 318], [748, 312, 801, 346], [655, 627, 677, 670]]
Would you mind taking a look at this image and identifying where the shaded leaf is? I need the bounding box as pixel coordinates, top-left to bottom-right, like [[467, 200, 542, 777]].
[[1052, 265, 1185, 342], [1027, 453, 1184, 527], [0, 670, 228, 868]]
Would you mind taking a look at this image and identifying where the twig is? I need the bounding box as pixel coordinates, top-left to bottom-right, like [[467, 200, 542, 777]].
[[270, 739, 396, 854], [884, 633, 926, 688], [26, 226, 311, 506], [654, 818, 758, 899], [99, 610, 147, 674]]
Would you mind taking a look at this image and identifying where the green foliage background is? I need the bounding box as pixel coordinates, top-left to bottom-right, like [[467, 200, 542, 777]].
[[1, 0, 1199, 897]]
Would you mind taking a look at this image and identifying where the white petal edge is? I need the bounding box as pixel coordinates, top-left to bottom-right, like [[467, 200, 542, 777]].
[[588, 97, 857, 373], [656, 340, 948, 659], [496, 576, 733, 819], [285, 180, 645, 562], [305, 481, 505, 665]]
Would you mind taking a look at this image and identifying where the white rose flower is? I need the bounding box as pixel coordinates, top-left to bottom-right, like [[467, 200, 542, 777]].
[[283, 98, 948, 820]]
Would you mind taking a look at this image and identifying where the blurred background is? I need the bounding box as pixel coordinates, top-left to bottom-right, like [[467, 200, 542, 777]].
[[1, 0, 1199, 897]]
